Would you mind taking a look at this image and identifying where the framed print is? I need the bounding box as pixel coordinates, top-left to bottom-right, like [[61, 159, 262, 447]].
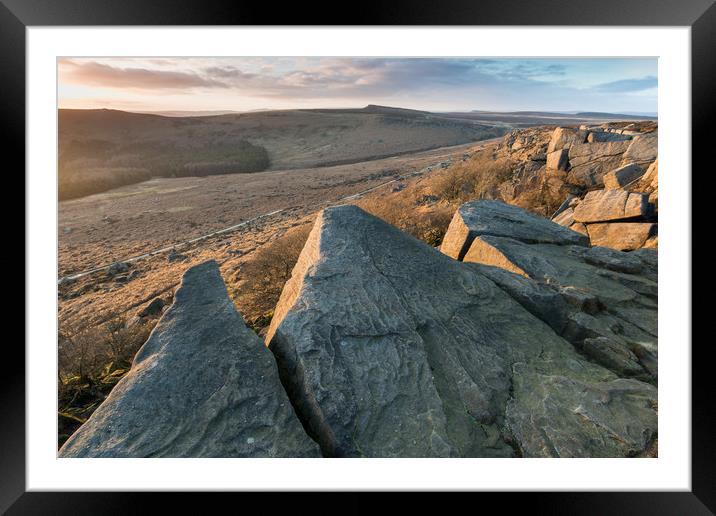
[[7, 0, 713, 511]]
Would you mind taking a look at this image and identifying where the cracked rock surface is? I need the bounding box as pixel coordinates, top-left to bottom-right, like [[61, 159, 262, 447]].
[[440, 199, 588, 261], [59, 260, 320, 458], [267, 205, 656, 457], [452, 201, 657, 383]]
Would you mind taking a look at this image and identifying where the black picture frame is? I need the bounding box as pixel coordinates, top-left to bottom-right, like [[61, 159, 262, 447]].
[[6, 0, 711, 512]]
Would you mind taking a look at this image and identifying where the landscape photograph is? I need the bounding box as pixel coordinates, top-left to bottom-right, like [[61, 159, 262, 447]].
[[56, 57, 658, 458]]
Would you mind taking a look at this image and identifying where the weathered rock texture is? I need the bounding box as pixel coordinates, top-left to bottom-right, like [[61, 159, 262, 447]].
[[547, 127, 587, 153], [573, 189, 649, 223], [551, 152, 657, 250], [567, 140, 633, 188], [587, 131, 632, 143], [546, 149, 569, 171], [440, 199, 588, 261], [447, 201, 657, 386], [267, 205, 657, 458], [59, 261, 320, 458], [587, 222, 657, 251], [621, 132, 658, 166], [491, 122, 656, 232], [603, 163, 645, 190]]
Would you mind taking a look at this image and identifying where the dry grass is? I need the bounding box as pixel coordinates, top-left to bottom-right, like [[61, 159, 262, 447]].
[[512, 181, 566, 217], [358, 192, 454, 247], [428, 153, 514, 204], [57, 317, 157, 448], [231, 224, 313, 335]]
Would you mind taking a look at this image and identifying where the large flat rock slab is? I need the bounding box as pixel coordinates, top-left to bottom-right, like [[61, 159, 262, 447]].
[[621, 132, 658, 166], [547, 127, 587, 153], [603, 163, 645, 190], [267, 205, 656, 457], [546, 148, 569, 171], [586, 131, 632, 143], [59, 261, 321, 458], [573, 189, 648, 223], [440, 199, 588, 261], [567, 140, 631, 188], [587, 222, 657, 251]]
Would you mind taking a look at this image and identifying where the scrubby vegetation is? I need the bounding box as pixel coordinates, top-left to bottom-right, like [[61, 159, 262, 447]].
[[59, 166, 153, 200], [358, 193, 454, 247], [357, 151, 516, 247], [59, 139, 270, 200], [58, 317, 157, 448], [231, 225, 313, 335], [429, 155, 513, 204]]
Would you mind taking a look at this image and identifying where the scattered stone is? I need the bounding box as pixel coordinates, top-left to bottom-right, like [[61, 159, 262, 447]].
[[107, 262, 129, 276], [138, 297, 166, 318], [58, 276, 75, 287], [59, 261, 321, 458], [587, 223, 656, 251], [415, 194, 439, 206], [573, 189, 648, 223], [167, 249, 189, 263]]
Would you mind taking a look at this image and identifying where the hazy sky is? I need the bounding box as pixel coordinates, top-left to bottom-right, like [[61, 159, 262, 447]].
[[58, 57, 658, 114]]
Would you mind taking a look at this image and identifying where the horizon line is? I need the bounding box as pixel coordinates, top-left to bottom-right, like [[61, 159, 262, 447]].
[[56, 105, 659, 117]]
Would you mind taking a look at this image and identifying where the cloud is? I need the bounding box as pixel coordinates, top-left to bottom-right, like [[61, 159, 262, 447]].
[[593, 76, 657, 93], [57, 57, 658, 113], [59, 59, 229, 90], [470, 59, 567, 82]]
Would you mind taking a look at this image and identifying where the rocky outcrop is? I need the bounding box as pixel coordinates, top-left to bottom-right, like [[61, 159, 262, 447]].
[[495, 123, 656, 204], [552, 153, 657, 250], [445, 200, 657, 384], [266, 205, 657, 458], [546, 149, 569, 171], [440, 200, 588, 261], [567, 140, 633, 188], [573, 189, 649, 223], [587, 222, 657, 251], [628, 158, 658, 213], [59, 261, 320, 458], [621, 132, 658, 167], [586, 131, 632, 143], [603, 163, 645, 190], [547, 127, 587, 153]]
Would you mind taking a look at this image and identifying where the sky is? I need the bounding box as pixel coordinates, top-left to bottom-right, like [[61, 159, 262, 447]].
[[57, 57, 658, 114]]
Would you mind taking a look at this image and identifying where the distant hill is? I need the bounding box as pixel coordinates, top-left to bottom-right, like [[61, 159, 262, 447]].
[[574, 111, 657, 120], [58, 107, 506, 200]]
